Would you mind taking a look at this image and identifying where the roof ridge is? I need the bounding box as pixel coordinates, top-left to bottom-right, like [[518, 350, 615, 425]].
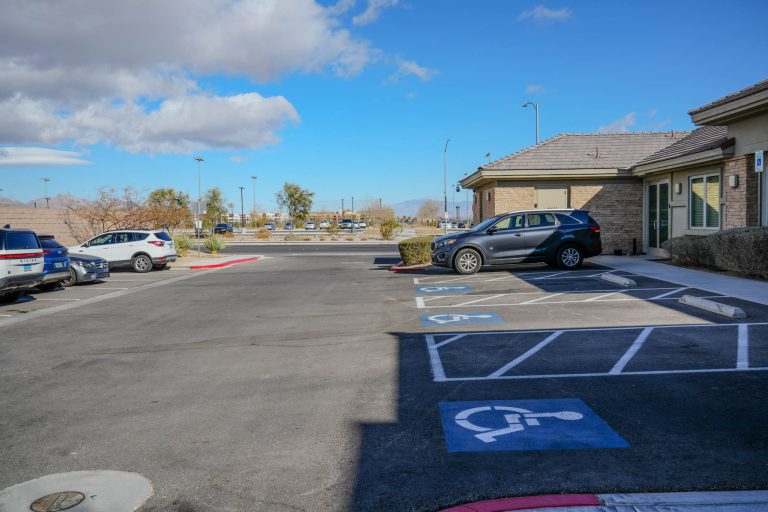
[[482, 134, 565, 167], [558, 131, 692, 136]]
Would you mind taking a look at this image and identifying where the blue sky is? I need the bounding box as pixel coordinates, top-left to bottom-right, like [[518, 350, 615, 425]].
[[1, 0, 766, 213]]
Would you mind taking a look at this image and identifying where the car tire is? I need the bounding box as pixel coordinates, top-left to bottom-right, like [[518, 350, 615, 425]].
[[132, 254, 152, 273], [556, 244, 584, 269], [61, 268, 77, 287], [37, 282, 60, 291], [454, 248, 482, 275], [0, 291, 23, 303]]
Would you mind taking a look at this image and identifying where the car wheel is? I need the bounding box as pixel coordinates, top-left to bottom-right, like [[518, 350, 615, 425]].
[[556, 245, 583, 269], [132, 254, 152, 273], [61, 268, 77, 287], [0, 291, 23, 303], [454, 248, 482, 275], [37, 282, 60, 291]]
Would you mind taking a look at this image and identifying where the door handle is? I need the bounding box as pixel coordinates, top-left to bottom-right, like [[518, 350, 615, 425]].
[[513, 233, 522, 237]]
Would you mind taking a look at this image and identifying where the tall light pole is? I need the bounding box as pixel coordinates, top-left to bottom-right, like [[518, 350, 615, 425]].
[[443, 138, 451, 234], [250, 175, 257, 227], [41, 177, 51, 208], [522, 102, 539, 144], [238, 186, 246, 233], [194, 156, 204, 255]]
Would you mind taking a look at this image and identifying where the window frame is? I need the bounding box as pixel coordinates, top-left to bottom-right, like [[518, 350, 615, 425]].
[[689, 172, 721, 230]]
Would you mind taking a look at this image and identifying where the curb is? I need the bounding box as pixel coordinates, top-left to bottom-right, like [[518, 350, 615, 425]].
[[438, 493, 601, 512], [188, 257, 260, 270], [679, 294, 747, 318], [600, 272, 637, 288], [390, 262, 431, 273]]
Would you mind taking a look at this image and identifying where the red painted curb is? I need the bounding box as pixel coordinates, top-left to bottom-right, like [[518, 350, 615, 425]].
[[438, 494, 601, 512], [190, 257, 259, 270]]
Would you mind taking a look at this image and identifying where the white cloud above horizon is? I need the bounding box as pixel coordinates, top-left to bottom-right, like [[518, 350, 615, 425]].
[[0, 147, 91, 166], [353, 0, 399, 25], [597, 112, 637, 133], [388, 59, 438, 83], [525, 84, 546, 94], [518, 5, 572, 23]]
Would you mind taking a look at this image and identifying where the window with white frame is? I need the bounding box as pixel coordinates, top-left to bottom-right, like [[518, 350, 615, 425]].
[[689, 173, 720, 229]]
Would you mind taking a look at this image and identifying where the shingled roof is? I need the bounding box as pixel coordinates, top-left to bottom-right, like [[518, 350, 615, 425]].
[[482, 132, 688, 172], [636, 126, 732, 166], [688, 79, 768, 115]]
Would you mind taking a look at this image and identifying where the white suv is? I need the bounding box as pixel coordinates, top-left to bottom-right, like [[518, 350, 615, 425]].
[[0, 227, 45, 302], [71, 230, 177, 273]]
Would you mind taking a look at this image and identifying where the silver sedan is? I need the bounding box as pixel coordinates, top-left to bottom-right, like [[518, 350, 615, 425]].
[[62, 254, 110, 286]]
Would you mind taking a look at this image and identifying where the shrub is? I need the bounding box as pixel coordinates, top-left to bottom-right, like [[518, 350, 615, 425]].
[[380, 218, 400, 240], [173, 234, 193, 257], [203, 234, 226, 254], [663, 227, 768, 278], [398, 235, 434, 266], [285, 234, 301, 241], [345, 236, 354, 241], [326, 221, 339, 236], [303, 237, 311, 241], [254, 231, 270, 239]]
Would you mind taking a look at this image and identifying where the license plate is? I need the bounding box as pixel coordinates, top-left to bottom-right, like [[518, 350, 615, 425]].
[[23, 265, 31, 271], [55, 262, 65, 268], [97, 272, 110, 279]]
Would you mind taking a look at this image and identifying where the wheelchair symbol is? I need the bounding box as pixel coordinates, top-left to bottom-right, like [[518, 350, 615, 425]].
[[426, 313, 494, 325], [419, 286, 468, 293], [455, 405, 584, 443]]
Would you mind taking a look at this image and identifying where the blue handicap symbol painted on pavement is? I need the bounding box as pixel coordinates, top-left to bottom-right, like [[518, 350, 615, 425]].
[[439, 399, 629, 452], [416, 286, 473, 294], [421, 311, 503, 327]]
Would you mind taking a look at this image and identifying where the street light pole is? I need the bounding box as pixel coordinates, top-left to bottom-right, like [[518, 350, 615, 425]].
[[443, 138, 451, 235], [522, 102, 539, 144], [250, 175, 257, 228], [194, 156, 204, 255], [238, 186, 246, 233], [42, 177, 51, 208]]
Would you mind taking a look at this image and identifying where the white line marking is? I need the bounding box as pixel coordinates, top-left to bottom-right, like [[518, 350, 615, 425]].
[[82, 287, 129, 290], [436, 367, 768, 382], [425, 335, 447, 381], [532, 271, 569, 280], [519, 292, 565, 304], [426, 322, 768, 337], [33, 298, 81, 301], [610, 327, 654, 374], [649, 287, 689, 300], [452, 294, 507, 307], [737, 324, 749, 369], [489, 331, 563, 377], [584, 291, 622, 302], [587, 269, 617, 278], [434, 334, 468, 348], [0, 314, 12, 317], [415, 297, 426, 309]]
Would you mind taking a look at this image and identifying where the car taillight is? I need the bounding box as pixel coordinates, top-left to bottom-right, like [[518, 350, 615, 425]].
[[148, 240, 165, 247], [589, 225, 601, 232], [43, 249, 51, 254]]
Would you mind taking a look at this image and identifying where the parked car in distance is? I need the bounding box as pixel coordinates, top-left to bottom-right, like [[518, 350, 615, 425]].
[[305, 221, 316, 230], [62, 253, 110, 286], [431, 209, 602, 274], [214, 223, 234, 234], [319, 220, 331, 229], [70, 230, 177, 273], [264, 222, 276, 230], [437, 220, 457, 229], [36, 235, 71, 291], [284, 222, 295, 230], [0, 226, 44, 303], [339, 219, 353, 229], [357, 221, 367, 229]]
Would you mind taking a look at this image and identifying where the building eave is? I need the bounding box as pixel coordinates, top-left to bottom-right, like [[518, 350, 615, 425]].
[[689, 88, 768, 125], [459, 167, 630, 189], [632, 146, 735, 176]]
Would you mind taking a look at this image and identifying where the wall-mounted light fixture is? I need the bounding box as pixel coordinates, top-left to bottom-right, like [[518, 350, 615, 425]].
[[675, 183, 682, 195], [729, 175, 739, 188]]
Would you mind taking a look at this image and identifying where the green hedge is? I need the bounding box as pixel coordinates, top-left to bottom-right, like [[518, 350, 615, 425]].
[[662, 227, 768, 278], [398, 236, 434, 266]]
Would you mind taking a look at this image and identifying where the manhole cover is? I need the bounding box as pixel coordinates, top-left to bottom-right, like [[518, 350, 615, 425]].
[[30, 491, 85, 511]]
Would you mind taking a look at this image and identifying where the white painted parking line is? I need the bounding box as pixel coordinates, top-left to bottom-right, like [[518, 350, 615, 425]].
[[610, 327, 653, 374], [412, 269, 627, 285], [532, 271, 569, 280], [415, 287, 701, 309], [80, 287, 129, 290], [33, 298, 81, 301], [0, 314, 12, 317], [425, 322, 768, 382], [488, 331, 563, 378], [737, 323, 749, 369]]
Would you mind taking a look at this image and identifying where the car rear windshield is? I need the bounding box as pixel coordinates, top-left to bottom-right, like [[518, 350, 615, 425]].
[[40, 239, 64, 248], [555, 213, 580, 225], [153, 231, 173, 241], [4, 232, 40, 250]]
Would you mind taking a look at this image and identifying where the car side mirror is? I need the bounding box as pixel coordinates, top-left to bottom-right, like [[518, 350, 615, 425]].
[[487, 227, 498, 235]]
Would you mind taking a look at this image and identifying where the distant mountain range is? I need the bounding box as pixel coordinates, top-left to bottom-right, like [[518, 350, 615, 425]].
[[390, 198, 472, 218], [0, 194, 83, 208]]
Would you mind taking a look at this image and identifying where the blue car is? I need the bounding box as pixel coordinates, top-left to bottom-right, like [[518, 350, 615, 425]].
[[37, 234, 71, 291]]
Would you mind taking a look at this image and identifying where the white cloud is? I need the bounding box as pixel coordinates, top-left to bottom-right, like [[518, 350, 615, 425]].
[[598, 112, 637, 133], [404, 92, 417, 100], [518, 5, 572, 23], [526, 84, 545, 94], [648, 108, 659, 118], [387, 59, 437, 83], [327, 0, 357, 15], [353, 0, 399, 25], [229, 155, 247, 164], [0, 147, 90, 166]]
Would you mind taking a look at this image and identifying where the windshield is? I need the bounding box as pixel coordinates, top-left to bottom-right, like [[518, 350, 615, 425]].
[[470, 215, 503, 232]]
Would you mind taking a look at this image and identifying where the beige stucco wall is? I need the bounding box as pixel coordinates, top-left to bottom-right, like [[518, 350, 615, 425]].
[[661, 165, 724, 240], [728, 111, 768, 155], [0, 207, 90, 245]]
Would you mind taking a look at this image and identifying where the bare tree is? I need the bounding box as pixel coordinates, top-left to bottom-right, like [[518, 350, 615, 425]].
[[416, 199, 441, 224], [63, 187, 153, 242]]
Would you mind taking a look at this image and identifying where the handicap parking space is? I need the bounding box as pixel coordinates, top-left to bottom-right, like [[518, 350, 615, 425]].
[[0, 268, 192, 319]]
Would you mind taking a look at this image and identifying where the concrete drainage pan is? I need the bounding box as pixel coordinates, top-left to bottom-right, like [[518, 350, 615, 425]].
[[0, 470, 152, 512]]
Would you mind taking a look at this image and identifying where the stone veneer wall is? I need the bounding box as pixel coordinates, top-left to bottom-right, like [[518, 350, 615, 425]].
[[0, 207, 89, 245], [724, 155, 759, 229]]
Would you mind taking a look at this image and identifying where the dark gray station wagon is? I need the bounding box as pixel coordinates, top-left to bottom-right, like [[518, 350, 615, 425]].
[[431, 209, 602, 274]]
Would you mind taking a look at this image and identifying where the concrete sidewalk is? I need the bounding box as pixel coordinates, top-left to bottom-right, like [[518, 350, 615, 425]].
[[593, 255, 768, 306]]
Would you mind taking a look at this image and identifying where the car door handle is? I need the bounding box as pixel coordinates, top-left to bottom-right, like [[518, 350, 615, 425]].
[[513, 233, 522, 237]]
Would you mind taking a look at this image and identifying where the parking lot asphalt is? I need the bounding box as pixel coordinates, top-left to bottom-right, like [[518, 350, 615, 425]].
[[2, 251, 767, 512]]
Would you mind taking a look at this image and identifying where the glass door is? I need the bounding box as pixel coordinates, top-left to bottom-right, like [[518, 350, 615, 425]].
[[647, 181, 669, 250]]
